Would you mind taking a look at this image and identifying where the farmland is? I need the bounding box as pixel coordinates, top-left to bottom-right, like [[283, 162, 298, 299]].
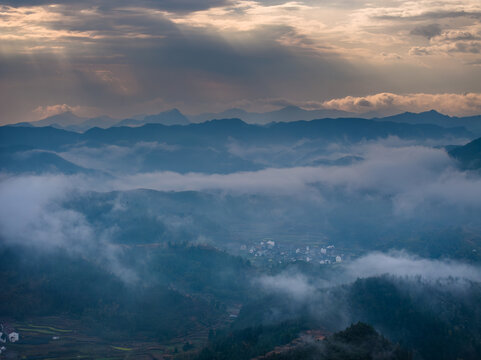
[[3, 316, 214, 360]]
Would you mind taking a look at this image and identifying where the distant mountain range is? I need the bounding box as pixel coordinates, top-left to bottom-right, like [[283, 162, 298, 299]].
[[189, 105, 355, 124], [377, 110, 481, 136], [23, 109, 190, 132], [9, 107, 481, 136]]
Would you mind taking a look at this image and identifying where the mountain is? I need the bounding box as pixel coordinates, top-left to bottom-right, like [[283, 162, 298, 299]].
[[29, 112, 121, 132], [208, 322, 412, 360], [190, 106, 356, 124], [449, 137, 481, 170], [141, 108, 190, 126], [0, 126, 81, 149], [377, 110, 481, 136], [113, 109, 190, 128], [15, 108, 481, 135], [0, 146, 90, 174], [381, 109, 451, 123], [29, 111, 87, 128], [1, 117, 472, 152], [22, 109, 189, 132], [66, 115, 119, 131], [1, 117, 471, 174], [6, 122, 34, 127], [113, 118, 145, 127]]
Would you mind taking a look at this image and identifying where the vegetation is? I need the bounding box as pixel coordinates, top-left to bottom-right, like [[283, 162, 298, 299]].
[[194, 320, 307, 360], [262, 322, 412, 360]]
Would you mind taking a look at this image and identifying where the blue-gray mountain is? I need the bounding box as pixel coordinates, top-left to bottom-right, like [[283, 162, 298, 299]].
[[449, 137, 481, 170], [1, 117, 472, 174], [16, 108, 481, 135]]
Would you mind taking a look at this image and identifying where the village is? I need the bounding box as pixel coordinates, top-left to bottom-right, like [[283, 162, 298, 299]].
[[239, 239, 350, 266], [0, 323, 19, 356]]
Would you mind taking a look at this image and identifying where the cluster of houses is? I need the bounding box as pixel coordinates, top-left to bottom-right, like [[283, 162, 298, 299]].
[[240, 240, 346, 265], [0, 324, 19, 356]]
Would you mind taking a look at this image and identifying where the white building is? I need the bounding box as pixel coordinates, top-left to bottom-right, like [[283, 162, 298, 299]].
[[8, 332, 19, 343], [266, 240, 275, 248], [320, 248, 327, 254], [335, 256, 342, 263]]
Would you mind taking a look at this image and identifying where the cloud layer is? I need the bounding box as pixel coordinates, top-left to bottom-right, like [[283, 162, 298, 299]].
[[321, 92, 481, 116], [2, 140, 481, 254]]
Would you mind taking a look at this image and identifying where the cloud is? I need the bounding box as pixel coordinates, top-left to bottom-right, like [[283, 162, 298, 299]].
[[1, 1, 230, 13], [253, 250, 481, 332], [344, 251, 481, 283], [410, 23, 442, 39], [2, 139, 481, 288], [59, 142, 179, 173], [53, 141, 481, 222], [0, 174, 138, 282], [0, 1, 367, 124], [2, 1, 481, 124], [256, 251, 481, 306], [321, 92, 481, 116], [256, 273, 316, 301], [33, 104, 81, 118]]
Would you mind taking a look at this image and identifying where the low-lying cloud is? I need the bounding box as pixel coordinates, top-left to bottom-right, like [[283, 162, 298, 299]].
[[344, 251, 481, 283], [2, 140, 481, 281], [0, 174, 138, 282], [256, 252, 481, 303]]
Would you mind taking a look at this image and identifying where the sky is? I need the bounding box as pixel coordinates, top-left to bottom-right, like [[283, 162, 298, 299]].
[[1, 0, 481, 124]]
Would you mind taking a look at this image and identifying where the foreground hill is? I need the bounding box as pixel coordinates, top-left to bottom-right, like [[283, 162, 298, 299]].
[[250, 322, 411, 360], [449, 137, 481, 170]]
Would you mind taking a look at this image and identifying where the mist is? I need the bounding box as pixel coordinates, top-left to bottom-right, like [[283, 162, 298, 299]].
[[1, 119, 481, 359]]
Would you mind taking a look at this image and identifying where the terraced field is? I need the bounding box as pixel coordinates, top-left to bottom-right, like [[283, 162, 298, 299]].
[[1, 316, 205, 360]]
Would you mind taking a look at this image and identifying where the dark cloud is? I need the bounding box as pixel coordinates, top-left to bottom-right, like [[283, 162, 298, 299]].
[[375, 10, 481, 21], [1, 0, 231, 13], [0, 7, 367, 122], [356, 98, 372, 107], [1, 1, 481, 123], [410, 23, 442, 39], [449, 41, 481, 54]]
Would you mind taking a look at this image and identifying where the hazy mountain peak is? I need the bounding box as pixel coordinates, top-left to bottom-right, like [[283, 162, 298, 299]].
[[277, 105, 303, 112], [204, 117, 247, 126], [143, 108, 190, 126], [166, 108, 182, 114], [30, 111, 87, 127]]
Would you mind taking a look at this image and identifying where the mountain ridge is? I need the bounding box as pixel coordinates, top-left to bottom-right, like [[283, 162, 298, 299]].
[[11, 108, 481, 135], [1, 116, 473, 151]]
